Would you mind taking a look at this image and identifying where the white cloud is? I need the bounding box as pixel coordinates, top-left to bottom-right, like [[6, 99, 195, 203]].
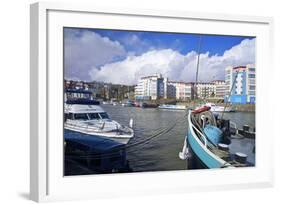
[[119, 33, 155, 55], [89, 38, 255, 85], [64, 29, 126, 81]]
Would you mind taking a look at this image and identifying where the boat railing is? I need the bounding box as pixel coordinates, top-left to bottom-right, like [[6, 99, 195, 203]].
[[65, 120, 129, 136], [189, 111, 208, 147], [66, 120, 106, 131], [190, 120, 207, 148]]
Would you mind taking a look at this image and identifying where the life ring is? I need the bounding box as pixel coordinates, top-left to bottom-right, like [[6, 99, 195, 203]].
[[192, 105, 211, 114]]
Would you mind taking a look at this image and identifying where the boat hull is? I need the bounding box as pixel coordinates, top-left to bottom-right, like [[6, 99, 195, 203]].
[[158, 105, 187, 110], [210, 106, 233, 112], [64, 127, 133, 144], [187, 130, 225, 169], [187, 139, 208, 169], [64, 120, 134, 144], [187, 112, 228, 169]]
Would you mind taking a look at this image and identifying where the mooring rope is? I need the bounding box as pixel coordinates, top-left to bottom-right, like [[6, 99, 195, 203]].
[[65, 111, 189, 160]]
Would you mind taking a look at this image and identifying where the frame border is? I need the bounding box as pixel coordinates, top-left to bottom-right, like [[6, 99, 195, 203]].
[[30, 2, 274, 202]]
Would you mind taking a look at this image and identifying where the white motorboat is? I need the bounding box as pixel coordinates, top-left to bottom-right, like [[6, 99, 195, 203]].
[[158, 104, 187, 110], [64, 104, 134, 144], [202, 103, 233, 112]]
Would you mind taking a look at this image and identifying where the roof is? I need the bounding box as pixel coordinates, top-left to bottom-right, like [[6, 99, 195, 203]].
[[233, 66, 246, 69], [168, 81, 194, 85], [64, 129, 124, 153], [66, 98, 100, 105], [65, 89, 92, 94], [65, 104, 105, 114]]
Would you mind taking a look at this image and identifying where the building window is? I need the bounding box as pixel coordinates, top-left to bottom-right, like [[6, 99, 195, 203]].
[[249, 85, 256, 90], [249, 79, 255, 84], [248, 74, 255, 78], [248, 68, 255, 72], [248, 91, 255, 95]]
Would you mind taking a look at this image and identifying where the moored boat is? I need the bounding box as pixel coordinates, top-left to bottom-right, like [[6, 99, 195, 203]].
[[64, 104, 134, 144], [64, 129, 130, 175], [140, 102, 159, 108], [121, 100, 134, 107], [201, 103, 233, 112], [179, 106, 253, 169], [208, 103, 234, 112], [158, 104, 187, 110], [64, 89, 134, 144]]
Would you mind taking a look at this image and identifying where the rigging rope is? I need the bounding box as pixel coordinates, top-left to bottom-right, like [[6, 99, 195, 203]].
[[221, 70, 239, 119]]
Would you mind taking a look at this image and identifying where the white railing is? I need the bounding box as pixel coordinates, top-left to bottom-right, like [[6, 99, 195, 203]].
[[65, 120, 132, 137], [190, 122, 207, 147]]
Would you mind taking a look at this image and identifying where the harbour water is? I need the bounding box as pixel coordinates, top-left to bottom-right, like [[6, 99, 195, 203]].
[[64, 104, 255, 175], [99, 105, 256, 172]]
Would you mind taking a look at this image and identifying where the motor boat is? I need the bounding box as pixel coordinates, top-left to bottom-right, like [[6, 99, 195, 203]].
[[64, 104, 134, 144], [203, 103, 233, 112], [158, 104, 187, 110], [121, 100, 134, 107]]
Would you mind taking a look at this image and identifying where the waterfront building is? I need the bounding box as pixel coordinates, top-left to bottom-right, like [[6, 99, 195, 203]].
[[196, 82, 215, 99], [225, 64, 255, 104], [134, 74, 167, 100], [212, 80, 227, 100], [167, 81, 194, 100]]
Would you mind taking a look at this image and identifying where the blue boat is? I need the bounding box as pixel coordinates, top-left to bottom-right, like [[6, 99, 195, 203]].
[[179, 107, 253, 169], [64, 129, 130, 175]]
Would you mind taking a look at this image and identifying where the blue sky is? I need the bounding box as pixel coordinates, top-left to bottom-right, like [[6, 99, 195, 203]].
[[64, 27, 255, 84], [93, 29, 254, 56]]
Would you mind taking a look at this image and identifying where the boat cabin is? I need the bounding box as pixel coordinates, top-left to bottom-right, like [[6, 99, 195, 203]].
[[65, 89, 100, 105], [64, 104, 110, 121]]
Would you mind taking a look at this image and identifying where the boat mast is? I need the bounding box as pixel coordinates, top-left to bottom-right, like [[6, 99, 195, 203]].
[[195, 35, 202, 100]]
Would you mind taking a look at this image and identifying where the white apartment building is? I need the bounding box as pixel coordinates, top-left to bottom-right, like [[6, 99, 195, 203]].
[[195, 82, 215, 99], [212, 80, 227, 99], [167, 81, 194, 100], [134, 74, 167, 100], [135, 74, 228, 101]]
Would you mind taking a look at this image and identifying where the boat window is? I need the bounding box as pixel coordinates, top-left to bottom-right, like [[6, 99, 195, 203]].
[[74, 113, 89, 120], [67, 113, 74, 120], [99, 112, 109, 119], [88, 113, 100, 120]]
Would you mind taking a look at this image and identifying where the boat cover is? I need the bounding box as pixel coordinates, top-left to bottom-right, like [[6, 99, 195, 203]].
[[203, 124, 222, 145]]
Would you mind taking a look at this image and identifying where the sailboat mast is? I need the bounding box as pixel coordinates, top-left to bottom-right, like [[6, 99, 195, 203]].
[[195, 35, 202, 100]]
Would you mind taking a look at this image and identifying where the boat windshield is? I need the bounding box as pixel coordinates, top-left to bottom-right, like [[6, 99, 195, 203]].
[[74, 113, 89, 121], [87, 113, 100, 120], [99, 112, 109, 119]]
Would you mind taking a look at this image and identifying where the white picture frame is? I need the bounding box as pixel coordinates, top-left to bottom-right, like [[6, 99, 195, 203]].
[[30, 2, 274, 202]]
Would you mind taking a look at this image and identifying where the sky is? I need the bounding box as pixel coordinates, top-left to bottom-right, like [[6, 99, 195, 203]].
[[64, 27, 255, 85]]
